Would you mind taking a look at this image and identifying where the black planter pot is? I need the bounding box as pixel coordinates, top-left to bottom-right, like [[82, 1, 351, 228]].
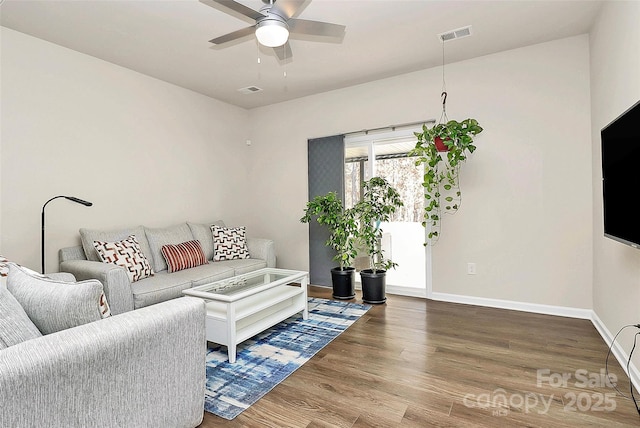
[[331, 267, 356, 300], [360, 269, 387, 304]]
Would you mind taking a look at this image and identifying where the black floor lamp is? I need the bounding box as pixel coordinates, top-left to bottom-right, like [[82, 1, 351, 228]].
[[41, 195, 93, 274]]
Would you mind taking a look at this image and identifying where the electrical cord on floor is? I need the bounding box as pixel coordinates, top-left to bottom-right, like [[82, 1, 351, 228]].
[[627, 331, 640, 414], [605, 324, 640, 415]]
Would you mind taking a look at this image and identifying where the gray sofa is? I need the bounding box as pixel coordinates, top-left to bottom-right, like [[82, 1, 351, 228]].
[[59, 221, 276, 314], [0, 261, 206, 428]]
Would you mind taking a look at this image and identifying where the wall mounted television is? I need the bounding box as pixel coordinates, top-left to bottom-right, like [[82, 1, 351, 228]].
[[601, 99, 640, 248]]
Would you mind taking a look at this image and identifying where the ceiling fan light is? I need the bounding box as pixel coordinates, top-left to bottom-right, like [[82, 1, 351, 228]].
[[255, 19, 289, 47]]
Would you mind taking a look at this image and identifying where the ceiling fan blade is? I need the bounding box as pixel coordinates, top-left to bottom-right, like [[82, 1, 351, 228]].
[[209, 26, 256, 45], [270, 0, 309, 19], [288, 18, 346, 38], [199, 0, 265, 21], [274, 41, 293, 61]]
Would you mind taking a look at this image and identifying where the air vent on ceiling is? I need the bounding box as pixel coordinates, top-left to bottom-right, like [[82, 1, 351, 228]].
[[438, 25, 473, 42], [237, 86, 263, 94]]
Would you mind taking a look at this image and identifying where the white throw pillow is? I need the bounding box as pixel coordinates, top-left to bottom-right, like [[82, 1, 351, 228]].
[[93, 234, 154, 282], [211, 225, 250, 261]]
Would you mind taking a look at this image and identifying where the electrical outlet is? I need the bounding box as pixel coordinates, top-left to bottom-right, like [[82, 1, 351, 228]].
[[467, 262, 476, 275]]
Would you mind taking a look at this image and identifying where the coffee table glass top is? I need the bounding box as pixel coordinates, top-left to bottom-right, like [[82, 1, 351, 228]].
[[185, 268, 307, 299]]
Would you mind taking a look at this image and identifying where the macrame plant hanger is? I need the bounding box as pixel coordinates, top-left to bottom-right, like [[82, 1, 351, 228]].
[[439, 38, 449, 126], [437, 37, 462, 218]]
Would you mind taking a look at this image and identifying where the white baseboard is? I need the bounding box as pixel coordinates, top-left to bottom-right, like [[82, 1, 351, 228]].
[[425, 291, 640, 395], [429, 291, 592, 319], [386, 284, 428, 298], [591, 312, 640, 394]]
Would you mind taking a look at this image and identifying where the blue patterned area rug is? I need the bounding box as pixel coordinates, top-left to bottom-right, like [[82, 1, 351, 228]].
[[204, 297, 371, 420]]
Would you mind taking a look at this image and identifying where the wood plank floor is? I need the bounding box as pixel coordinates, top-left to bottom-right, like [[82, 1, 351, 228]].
[[197, 286, 640, 427]]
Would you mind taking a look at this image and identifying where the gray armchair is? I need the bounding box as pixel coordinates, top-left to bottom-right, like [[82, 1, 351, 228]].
[[0, 295, 206, 427]]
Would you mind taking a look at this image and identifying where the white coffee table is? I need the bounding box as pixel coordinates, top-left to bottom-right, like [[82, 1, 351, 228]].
[[182, 268, 309, 363]]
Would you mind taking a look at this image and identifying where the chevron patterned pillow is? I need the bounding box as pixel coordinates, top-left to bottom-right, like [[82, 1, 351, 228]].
[[93, 235, 154, 282], [211, 225, 250, 261]]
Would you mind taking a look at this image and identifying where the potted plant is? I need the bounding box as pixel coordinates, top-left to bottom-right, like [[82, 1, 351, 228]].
[[354, 177, 404, 304], [300, 192, 358, 299], [409, 118, 483, 244]]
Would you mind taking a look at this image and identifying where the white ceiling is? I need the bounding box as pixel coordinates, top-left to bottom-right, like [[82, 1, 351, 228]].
[[0, 0, 603, 110]]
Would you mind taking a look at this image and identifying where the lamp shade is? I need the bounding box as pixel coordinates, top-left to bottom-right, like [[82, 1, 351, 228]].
[[255, 19, 289, 47]]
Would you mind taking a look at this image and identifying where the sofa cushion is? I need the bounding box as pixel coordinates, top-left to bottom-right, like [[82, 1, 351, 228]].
[[93, 235, 154, 282], [184, 263, 237, 287], [187, 220, 225, 261], [129, 262, 236, 309], [161, 240, 208, 273], [129, 271, 193, 309], [145, 223, 194, 273], [7, 263, 108, 335], [206, 258, 268, 278], [0, 282, 43, 349], [211, 225, 250, 261], [80, 225, 153, 263]]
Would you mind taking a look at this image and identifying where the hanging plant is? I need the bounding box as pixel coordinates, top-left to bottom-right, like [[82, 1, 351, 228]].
[[409, 117, 483, 243], [409, 37, 484, 244]]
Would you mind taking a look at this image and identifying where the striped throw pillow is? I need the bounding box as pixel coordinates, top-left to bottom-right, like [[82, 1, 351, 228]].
[[161, 240, 208, 273]]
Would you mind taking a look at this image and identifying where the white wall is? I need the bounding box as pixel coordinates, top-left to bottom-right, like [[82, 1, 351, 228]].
[[1, 26, 597, 314], [249, 35, 593, 310], [0, 28, 251, 272], [590, 1, 640, 370]]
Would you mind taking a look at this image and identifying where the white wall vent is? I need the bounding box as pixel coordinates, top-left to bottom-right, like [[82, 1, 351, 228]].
[[438, 25, 473, 42], [238, 86, 263, 94]]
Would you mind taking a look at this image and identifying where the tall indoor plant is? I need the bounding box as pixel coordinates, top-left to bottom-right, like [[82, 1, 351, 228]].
[[354, 177, 404, 304], [409, 118, 483, 244], [300, 191, 358, 299]]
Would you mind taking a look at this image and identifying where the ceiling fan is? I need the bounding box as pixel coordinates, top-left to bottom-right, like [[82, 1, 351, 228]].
[[199, 0, 346, 60]]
